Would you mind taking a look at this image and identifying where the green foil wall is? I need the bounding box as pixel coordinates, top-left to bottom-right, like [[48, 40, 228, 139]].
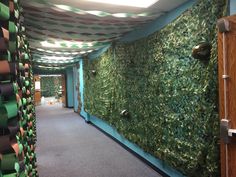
[[84, 0, 226, 176]]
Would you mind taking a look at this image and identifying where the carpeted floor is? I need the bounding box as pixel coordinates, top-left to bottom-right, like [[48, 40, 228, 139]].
[[36, 104, 162, 177]]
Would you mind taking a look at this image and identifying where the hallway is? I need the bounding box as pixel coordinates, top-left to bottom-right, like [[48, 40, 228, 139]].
[[36, 104, 162, 177]]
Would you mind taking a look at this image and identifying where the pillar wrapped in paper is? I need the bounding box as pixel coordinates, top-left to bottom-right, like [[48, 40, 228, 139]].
[[9, 21, 17, 38], [9, 21, 17, 52], [0, 83, 15, 97], [9, 1, 14, 13], [0, 27, 9, 52], [4, 100, 18, 119], [0, 135, 12, 153], [0, 61, 17, 75], [1, 27, 9, 40], [0, 100, 18, 128], [18, 63, 24, 71], [20, 53, 29, 61], [0, 38, 7, 51], [9, 41, 16, 52], [0, 50, 11, 61], [0, 2, 10, 21], [0, 153, 17, 170]]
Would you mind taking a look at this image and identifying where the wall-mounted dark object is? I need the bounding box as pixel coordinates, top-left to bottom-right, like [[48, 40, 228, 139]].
[[91, 70, 96, 76], [217, 18, 230, 33], [192, 42, 211, 60], [120, 109, 130, 118]]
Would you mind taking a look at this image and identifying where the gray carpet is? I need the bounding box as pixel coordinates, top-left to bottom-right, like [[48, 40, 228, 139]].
[[36, 104, 162, 177]]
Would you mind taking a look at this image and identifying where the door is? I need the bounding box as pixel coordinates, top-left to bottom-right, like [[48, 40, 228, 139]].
[[61, 74, 67, 107], [218, 16, 236, 177], [34, 75, 41, 105]]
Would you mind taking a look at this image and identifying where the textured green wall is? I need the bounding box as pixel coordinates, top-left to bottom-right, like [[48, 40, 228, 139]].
[[83, 0, 226, 176], [41, 76, 62, 97]]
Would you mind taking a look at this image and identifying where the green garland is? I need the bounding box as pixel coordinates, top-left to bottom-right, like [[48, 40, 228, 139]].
[[84, 0, 226, 176]]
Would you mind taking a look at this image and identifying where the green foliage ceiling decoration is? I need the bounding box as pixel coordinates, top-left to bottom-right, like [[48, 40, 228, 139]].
[[83, 0, 227, 176], [21, 0, 179, 69]]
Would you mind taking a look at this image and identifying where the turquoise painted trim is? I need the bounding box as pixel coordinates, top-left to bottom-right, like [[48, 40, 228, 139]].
[[88, 44, 111, 60], [73, 57, 83, 111], [73, 66, 79, 112], [79, 59, 90, 121], [89, 114, 186, 177], [120, 0, 197, 42], [230, 0, 236, 15], [66, 67, 74, 107]]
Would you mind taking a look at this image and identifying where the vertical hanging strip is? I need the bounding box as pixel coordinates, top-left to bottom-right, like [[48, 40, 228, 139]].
[[222, 32, 229, 177], [217, 17, 231, 177], [0, 0, 38, 176]]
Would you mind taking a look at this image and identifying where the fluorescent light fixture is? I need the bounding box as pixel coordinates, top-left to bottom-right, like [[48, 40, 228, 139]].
[[38, 65, 65, 69], [80, 51, 86, 54], [41, 41, 61, 48], [41, 56, 74, 60], [41, 40, 94, 49], [46, 50, 54, 53], [87, 0, 159, 8], [36, 48, 45, 52], [71, 52, 80, 55], [113, 13, 128, 18], [54, 5, 71, 11], [88, 42, 93, 47], [39, 75, 62, 77]]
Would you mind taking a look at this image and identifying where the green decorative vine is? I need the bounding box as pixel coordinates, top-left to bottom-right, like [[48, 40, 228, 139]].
[[84, 0, 226, 176]]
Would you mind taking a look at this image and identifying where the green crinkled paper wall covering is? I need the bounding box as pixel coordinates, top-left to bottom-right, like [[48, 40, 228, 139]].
[[41, 76, 62, 97], [83, 0, 227, 176]]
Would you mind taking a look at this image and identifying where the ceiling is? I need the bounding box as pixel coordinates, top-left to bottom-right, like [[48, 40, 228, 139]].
[[20, 0, 189, 71]]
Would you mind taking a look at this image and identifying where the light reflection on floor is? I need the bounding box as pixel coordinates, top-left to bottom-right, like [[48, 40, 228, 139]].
[[40, 96, 62, 106]]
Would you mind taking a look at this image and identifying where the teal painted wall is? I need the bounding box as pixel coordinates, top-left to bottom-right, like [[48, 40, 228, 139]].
[[230, 0, 236, 14], [120, 0, 197, 42], [73, 65, 79, 112], [79, 59, 89, 120], [66, 67, 74, 108]]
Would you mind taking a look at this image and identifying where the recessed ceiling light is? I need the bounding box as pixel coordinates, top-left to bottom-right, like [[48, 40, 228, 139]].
[[86, 0, 159, 8]]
